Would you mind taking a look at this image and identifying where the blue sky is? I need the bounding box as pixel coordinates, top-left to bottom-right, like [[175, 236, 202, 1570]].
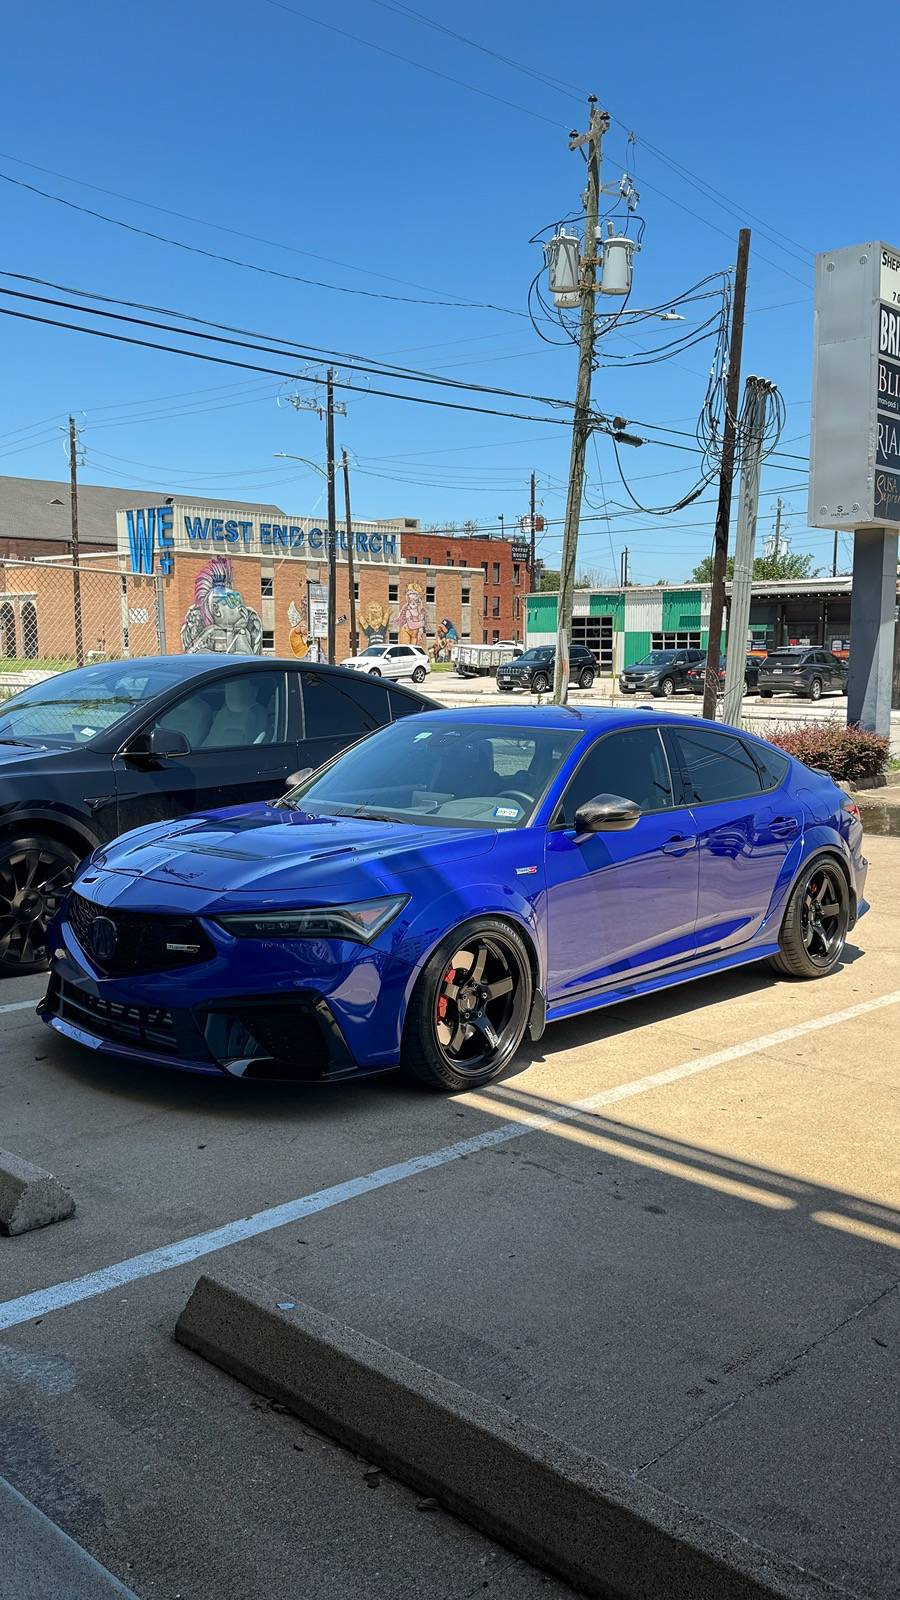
[[0, 0, 888, 582]]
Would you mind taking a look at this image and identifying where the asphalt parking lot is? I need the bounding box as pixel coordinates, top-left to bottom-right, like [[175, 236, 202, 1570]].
[[1, 836, 899, 1599]]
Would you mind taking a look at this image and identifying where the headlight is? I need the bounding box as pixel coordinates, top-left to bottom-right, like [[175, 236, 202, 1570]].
[[214, 895, 409, 943]]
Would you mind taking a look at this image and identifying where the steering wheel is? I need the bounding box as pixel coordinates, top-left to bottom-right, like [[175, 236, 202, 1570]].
[[495, 790, 533, 810]]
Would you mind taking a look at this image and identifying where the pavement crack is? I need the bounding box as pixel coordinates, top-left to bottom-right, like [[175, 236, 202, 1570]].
[[634, 1277, 900, 1477]]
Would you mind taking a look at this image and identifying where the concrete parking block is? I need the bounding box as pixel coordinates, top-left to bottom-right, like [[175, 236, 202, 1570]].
[[0, 1148, 75, 1236], [175, 1270, 848, 1600]]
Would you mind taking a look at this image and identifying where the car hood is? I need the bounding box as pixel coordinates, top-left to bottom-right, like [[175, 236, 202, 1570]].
[[0, 741, 71, 768], [92, 805, 498, 897]]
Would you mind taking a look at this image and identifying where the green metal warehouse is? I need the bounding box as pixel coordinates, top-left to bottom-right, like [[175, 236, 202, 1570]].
[[525, 578, 865, 670]]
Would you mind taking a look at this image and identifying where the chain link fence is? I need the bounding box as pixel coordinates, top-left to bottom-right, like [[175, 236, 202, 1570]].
[[0, 561, 164, 698]]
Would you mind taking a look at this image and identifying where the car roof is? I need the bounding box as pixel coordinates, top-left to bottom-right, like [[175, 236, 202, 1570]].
[[398, 703, 743, 736]]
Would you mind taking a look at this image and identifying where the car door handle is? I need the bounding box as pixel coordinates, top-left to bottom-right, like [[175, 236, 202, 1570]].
[[661, 834, 697, 855]]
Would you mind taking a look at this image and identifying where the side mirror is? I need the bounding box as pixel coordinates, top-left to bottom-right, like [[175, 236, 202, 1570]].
[[285, 767, 313, 789], [146, 727, 191, 759], [574, 793, 641, 834]]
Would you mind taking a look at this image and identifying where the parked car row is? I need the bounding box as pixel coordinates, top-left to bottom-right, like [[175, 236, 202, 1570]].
[[619, 646, 848, 701]]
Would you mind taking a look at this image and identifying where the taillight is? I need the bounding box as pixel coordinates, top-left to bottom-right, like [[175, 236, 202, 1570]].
[[844, 801, 861, 822]]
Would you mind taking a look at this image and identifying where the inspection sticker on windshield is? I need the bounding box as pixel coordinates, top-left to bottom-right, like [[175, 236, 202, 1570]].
[[494, 805, 520, 819]]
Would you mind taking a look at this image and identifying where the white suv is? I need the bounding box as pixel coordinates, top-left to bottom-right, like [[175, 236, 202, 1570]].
[[341, 644, 431, 684]]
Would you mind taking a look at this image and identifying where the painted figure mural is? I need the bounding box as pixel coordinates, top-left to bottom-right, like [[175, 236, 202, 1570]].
[[433, 617, 458, 661], [181, 557, 262, 655], [360, 600, 392, 646], [394, 582, 428, 647]]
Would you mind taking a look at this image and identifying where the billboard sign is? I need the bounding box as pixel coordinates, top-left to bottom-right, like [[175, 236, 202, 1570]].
[[117, 504, 402, 575], [809, 242, 900, 530], [510, 541, 531, 563]]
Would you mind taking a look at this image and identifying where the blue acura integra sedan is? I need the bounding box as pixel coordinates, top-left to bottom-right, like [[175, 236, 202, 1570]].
[[40, 706, 868, 1092]]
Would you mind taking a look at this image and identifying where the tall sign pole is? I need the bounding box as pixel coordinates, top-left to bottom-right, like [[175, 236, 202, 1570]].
[[68, 415, 84, 669], [703, 228, 751, 721], [553, 99, 608, 706]]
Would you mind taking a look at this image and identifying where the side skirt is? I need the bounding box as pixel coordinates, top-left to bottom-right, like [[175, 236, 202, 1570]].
[[545, 941, 782, 1026]]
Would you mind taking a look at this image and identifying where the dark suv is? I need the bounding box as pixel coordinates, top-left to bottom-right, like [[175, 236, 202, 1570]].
[[618, 648, 705, 698], [496, 643, 595, 693], [757, 647, 848, 700]]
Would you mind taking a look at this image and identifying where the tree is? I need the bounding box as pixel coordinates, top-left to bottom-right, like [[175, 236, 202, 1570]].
[[539, 567, 560, 592], [686, 550, 819, 584]]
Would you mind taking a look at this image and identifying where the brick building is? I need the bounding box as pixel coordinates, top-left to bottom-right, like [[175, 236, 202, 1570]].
[[401, 530, 529, 643]]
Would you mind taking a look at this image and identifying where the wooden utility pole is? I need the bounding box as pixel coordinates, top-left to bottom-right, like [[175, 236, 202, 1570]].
[[553, 99, 608, 705], [620, 546, 629, 588], [702, 228, 751, 721], [342, 448, 358, 657], [529, 470, 537, 577], [832, 528, 839, 578], [325, 369, 337, 664], [68, 415, 84, 668], [773, 495, 782, 561]]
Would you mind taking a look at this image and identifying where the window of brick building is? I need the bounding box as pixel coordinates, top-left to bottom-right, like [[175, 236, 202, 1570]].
[[513, 564, 520, 585], [426, 584, 435, 603], [446, 555, 454, 565], [492, 629, 500, 642], [492, 596, 500, 617], [461, 586, 470, 604], [261, 575, 274, 598], [388, 582, 399, 602], [492, 562, 500, 584], [483, 596, 488, 615], [481, 561, 488, 581], [423, 557, 431, 566]]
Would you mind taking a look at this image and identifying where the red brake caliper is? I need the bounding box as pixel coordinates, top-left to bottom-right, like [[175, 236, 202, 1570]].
[[437, 965, 455, 1020]]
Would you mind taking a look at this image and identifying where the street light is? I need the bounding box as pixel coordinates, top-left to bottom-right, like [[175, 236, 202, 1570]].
[[273, 451, 328, 477]]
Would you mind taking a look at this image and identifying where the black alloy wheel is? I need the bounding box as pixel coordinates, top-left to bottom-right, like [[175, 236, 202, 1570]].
[[770, 859, 849, 979], [402, 918, 532, 1091], [578, 668, 595, 689], [0, 834, 81, 974], [808, 677, 823, 701], [656, 676, 675, 699], [531, 672, 550, 694]]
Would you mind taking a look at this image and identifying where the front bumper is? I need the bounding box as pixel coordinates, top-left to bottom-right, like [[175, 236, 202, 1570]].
[[39, 914, 407, 1080]]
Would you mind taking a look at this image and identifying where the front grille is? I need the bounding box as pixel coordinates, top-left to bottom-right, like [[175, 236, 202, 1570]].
[[68, 893, 215, 977], [50, 978, 180, 1055]]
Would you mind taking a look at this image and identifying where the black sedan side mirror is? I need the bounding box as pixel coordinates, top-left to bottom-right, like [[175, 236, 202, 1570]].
[[131, 727, 191, 759], [574, 793, 641, 833]]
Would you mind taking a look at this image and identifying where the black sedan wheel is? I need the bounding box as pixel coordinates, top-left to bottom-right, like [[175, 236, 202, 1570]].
[[0, 834, 81, 975], [402, 918, 532, 1090], [770, 859, 849, 979]]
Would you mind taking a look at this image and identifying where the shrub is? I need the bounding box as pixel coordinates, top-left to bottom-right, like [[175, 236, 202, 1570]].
[[766, 720, 889, 784]]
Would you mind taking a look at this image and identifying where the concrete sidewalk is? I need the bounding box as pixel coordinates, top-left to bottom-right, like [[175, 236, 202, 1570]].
[[0, 1475, 138, 1600]]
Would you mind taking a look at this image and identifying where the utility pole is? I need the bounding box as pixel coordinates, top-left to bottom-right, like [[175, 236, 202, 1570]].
[[702, 228, 751, 721], [620, 546, 629, 588], [832, 528, 839, 578], [773, 496, 782, 562], [553, 98, 608, 705], [341, 448, 358, 657], [68, 415, 84, 669], [722, 377, 775, 727], [529, 471, 537, 578], [325, 369, 337, 664]]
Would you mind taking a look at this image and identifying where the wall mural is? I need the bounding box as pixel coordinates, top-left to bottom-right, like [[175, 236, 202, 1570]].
[[394, 582, 428, 647], [360, 600, 392, 646], [181, 556, 262, 654], [433, 617, 458, 662]]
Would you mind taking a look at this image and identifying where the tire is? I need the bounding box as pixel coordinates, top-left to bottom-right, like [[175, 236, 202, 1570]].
[[412, 665, 427, 683], [654, 676, 675, 699], [760, 689, 773, 699], [402, 917, 533, 1091], [0, 833, 82, 975], [769, 857, 849, 979], [368, 667, 382, 676], [578, 668, 595, 689], [531, 673, 550, 694], [808, 677, 822, 701]]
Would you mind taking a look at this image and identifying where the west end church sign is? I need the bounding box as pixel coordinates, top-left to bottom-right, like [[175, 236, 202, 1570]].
[[116, 503, 402, 576]]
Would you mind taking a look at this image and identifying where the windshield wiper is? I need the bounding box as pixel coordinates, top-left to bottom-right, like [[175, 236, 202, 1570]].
[[0, 736, 40, 746]]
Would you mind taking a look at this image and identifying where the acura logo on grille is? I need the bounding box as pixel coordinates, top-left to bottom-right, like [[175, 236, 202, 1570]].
[[90, 916, 117, 963]]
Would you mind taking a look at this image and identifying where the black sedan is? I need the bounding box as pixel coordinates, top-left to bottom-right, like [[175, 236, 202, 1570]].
[[686, 655, 761, 695], [0, 654, 432, 974]]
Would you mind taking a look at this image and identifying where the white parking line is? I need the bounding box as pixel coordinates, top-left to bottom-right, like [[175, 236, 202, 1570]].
[[1, 988, 899, 1333], [0, 999, 40, 1015]]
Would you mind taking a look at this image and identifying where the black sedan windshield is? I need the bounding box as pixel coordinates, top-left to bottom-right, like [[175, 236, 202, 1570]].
[[0, 660, 194, 746], [284, 720, 581, 828]]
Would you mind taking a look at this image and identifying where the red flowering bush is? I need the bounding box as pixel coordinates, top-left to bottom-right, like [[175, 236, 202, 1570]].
[[766, 720, 889, 784]]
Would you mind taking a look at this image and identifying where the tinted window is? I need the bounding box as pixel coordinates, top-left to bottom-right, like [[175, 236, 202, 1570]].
[[386, 686, 424, 720], [302, 670, 390, 739], [747, 740, 790, 789], [557, 728, 673, 824], [0, 658, 199, 746], [154, 672, 289, 751], [669, 726, 763, 804]]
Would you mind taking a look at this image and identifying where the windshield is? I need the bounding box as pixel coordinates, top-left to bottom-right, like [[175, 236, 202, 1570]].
[[515, 648, 553, 664], [360, 646, 387, 657], [0, 660, 192, 746], [282, 719, 582, 828], [635, 651, 678, 666]]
